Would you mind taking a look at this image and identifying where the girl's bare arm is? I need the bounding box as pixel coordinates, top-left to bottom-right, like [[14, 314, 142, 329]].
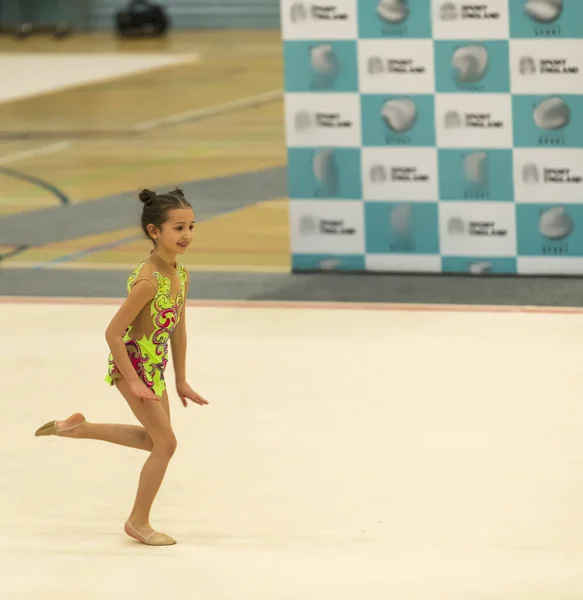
[[170, 274, 189, 384]]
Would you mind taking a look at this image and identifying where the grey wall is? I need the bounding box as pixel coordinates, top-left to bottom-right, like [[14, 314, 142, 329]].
[[0, 0, 91, 29], [0, 0, 280, 31], [90, 0, 281, 30]]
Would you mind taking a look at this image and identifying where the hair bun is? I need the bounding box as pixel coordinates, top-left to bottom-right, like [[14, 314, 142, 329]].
[[171, 187, 184, 198], [139, 189, 156, 205]]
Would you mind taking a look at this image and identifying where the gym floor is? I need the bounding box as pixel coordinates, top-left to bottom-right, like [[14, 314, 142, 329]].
[[2, 298, 583, 599]]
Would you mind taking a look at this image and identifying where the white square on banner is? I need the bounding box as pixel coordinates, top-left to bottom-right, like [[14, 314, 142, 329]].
[[289, 199, 365, 254], [435, 93, 513, 148], [431, 0, 509, 39], [361, 147, 438, 201], [510, 40, 583, 95], [357, 39, 435, 94], [518, 257, 583, 275], [365, 254, 441, 272], [284, 92, 362, 147], [439, 201, 517, 256], [281, 0, 358, 40], [513, 149, 583, 203]]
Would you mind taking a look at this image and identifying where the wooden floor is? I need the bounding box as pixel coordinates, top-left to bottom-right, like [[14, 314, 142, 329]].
[[0, 31, 289, 272]]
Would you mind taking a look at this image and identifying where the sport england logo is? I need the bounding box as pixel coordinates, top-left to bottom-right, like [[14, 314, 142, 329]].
[[523, 0, 563, 24], [438, 87, 511, 139], [522, 163, 582, 185], [290, 1, 308, 21], [444, 110, 462, 129], [438, 2, 501, 21], [522, 163, 540, 183], [519, 56, 578, 76], [294, 110, 353, 131], [433, 2, 507, 40], [520, 57, 537, 75], [439, 203, 516, 256], [366, 56, 426, 76], [362, 148, 438, 201], [447, 217, 507, 237], [290, 200, 365, 253], [439, 2, 457, 20], [368, 164, 429, 184], [443, 110, 503, 130], [289, 2, 349, 22], [358, 40, 434, 94], [299, 215, 357, 236], [286, 94, 360, 146]]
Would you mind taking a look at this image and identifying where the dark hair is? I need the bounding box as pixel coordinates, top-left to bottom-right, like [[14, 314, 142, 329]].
[[139, 188, 192, 242]]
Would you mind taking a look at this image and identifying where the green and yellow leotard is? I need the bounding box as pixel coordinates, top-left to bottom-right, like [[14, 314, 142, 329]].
[[105, 254, 188, 396]]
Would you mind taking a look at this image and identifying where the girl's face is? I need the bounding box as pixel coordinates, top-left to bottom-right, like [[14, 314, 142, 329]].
[[148, 207, 195, 255]]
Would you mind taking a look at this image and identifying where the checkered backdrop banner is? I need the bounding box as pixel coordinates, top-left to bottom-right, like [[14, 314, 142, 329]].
[[281, 0, 583, 275]]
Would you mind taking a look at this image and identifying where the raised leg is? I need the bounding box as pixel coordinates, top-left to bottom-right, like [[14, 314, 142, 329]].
[[38, 388, 172, 452], [63, 420, 153, 451]]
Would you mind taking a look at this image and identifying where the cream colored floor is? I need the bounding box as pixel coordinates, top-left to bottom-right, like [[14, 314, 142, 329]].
[[0, 53, 198, 104], [2, 301, 583, 599]]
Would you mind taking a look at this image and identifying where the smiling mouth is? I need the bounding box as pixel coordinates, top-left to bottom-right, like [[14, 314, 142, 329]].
[[178, 242, 189, 248]]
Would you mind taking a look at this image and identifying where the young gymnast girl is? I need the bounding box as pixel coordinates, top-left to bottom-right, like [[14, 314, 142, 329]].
[[34, 188, 208, 547]]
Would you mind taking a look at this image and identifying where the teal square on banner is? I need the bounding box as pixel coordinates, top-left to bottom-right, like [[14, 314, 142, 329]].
[[358, 0, 432, 39], [512, 95, 583, 148], [287, 148, 362, 199], [361, 94, 435, 147], [516, 204, 583, 256], [283, 41, 358, 93], [438, 149, 514, 201], [441, 257, 517, 274], [365, 202, 439, 254], [509, 0, 583, 39], [434, 41, 510, 93], [292, 254, 366, 271]]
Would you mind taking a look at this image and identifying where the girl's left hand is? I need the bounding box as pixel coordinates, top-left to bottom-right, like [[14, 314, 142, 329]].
[[177, 381, 209, 407]]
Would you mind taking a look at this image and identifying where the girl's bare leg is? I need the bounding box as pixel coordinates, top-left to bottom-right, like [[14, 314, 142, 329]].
[[56, 389, 172, 452], [58, 419, 153, 451], [115, 380, 176, 539]]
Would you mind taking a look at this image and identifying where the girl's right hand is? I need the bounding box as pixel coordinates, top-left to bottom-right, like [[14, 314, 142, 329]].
[[129, 379, 159, 402]]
